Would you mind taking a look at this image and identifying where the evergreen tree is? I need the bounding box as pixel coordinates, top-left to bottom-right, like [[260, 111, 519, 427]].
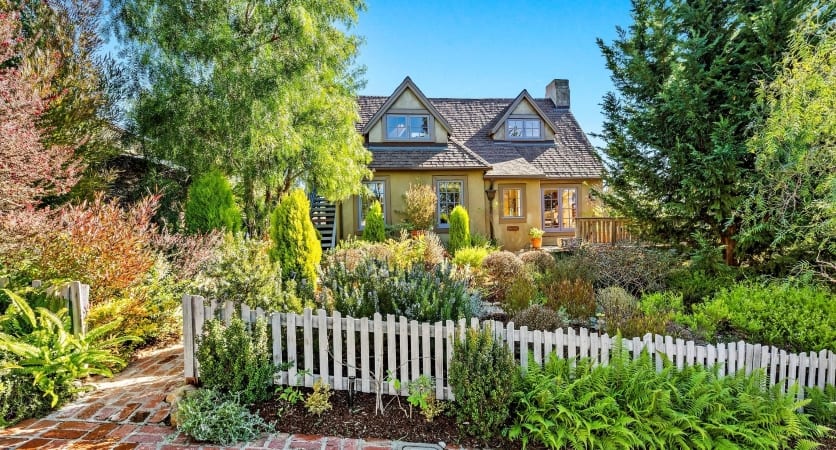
[[362, 201, 385, 243], [184, 171, 241, 234], [596, 0, 829, 264], [269, 189, 321, 284], [448, 205, 471, 255]]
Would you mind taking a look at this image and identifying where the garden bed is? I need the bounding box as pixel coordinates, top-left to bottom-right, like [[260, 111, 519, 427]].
[[253, 387, 528, 449]]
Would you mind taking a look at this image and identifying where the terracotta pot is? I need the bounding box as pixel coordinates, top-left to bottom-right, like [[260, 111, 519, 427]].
[[410, 229, 426, 238], [530, 237, 542, 249]]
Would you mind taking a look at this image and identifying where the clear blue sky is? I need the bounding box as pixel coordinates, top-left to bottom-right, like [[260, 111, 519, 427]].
[[351, 0, 634, 147]]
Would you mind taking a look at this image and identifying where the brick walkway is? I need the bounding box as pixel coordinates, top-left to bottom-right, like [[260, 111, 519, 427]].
[[0, 345, 441, 450]]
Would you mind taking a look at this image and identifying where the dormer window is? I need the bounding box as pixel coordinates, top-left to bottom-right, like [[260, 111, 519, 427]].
[[507, 118, 541, 139], [386, 114, 432, 140]]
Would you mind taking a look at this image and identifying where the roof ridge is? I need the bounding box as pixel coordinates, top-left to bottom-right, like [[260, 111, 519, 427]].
[[448, 136, 492, 168]]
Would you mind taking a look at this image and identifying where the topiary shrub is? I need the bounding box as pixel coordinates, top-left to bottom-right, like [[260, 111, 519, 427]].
[[362, 201, 385, 243], [269, 189, 321, 284], [184, 170, 241, 234], [448, 205, 470, 254], [519, 251, 556, 274], [196, 317, 273, 403], [449, 327, 517, 439], [174, 388, 268, 445], [511, 305, 568, 332]]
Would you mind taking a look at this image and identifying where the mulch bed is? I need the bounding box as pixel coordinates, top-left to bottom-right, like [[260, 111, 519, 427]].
[[253, 387, 528, 449]]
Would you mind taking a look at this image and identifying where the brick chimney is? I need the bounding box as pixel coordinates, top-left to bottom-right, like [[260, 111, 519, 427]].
[[545, 79, 570, 108]]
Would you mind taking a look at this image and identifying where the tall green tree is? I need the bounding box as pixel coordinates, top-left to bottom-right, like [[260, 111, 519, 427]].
[[113, 0, 372, 233], [184, 171, 241, 234], [596, 0, 829, 264], [739, 16, 835, 281]]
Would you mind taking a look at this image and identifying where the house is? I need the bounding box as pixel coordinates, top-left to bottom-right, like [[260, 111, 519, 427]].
[[338, 76, 604, 251]]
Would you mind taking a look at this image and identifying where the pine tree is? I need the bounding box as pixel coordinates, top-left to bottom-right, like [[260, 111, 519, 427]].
[[184, 171, 241, 234], [269, 189, 321, 284]]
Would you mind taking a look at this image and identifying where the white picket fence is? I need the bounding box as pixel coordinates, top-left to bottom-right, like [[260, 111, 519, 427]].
[[0, 278, 90, 335], [182, 295, 836, 401]]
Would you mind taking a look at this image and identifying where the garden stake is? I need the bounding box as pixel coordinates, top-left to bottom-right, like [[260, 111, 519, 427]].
[[348, 375, 355, 409]]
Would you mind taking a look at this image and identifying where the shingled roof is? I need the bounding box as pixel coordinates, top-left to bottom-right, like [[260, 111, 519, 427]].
[[357, 89, 603, 178]]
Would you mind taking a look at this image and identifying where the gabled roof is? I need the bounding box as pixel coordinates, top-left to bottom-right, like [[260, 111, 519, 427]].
[[488, 89, 558, 137], [360, 77, 453, 135]]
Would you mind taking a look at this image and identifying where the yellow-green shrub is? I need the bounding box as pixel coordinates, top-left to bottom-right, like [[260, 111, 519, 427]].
[[448, 205, 470, 254], [184, 170, 241, 234], [362, 201, 385, 243], [269, 189, 321, 284]]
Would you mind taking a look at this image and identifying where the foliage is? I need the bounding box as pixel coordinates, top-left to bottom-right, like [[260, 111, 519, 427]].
[[184, 171, 241, 234], [362, 201, 386, 243], [0, 10, 80, 211], [113, 0, 370, 234], [174, 388, 268, 446], [0, 289, 133, 408], [482, 251, 526, 302], [0, 193, 158, 302], [739, 17, 836, 281], [574, 245, 678, 295], [502, 276, 538, 316], [196, 318, 274, 404], [804, 384, 836, 427], [511, 305, 568, 332], [449, 327, 517, 439], [596, 0, 828, 263], [318, 258, 477, 322], [305, 379, 333, 416], [452, 246, 491, 269], [197, 234, 302, 313], [508, 344, 826, 449], [667, 269, 733, 306], [401, 184, 437, 230], [269, 189, 321, 284], [448, 205, 470, 254], [0, 371, 52, 428], [687, 281, 836, 352], [407, 375, 444, 422], [539, 273, 596, 321], [597, 287, 672, 337], [519, 251, 556, 274], [528, 227, 544, 238]]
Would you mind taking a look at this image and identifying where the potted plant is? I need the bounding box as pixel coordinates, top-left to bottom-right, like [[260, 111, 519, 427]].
[[401, 183, 437, 236], [529, 227, 545, 249]]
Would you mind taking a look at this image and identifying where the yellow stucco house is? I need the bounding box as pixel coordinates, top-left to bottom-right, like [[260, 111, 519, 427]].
[[338, 76, 604, 251]]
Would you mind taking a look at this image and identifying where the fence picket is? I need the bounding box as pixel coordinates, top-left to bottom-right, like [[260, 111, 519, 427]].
[[360, 317, 370, 393], [373, 314, 384, 394], [387, 315, 397, 394], [580, 328, 590, 360], [567, 328, 577, 360], [533, 330, 542, 366], [272, 313, 283, 383], [347, 317, 356, 382], [601, 334, 610, 366], [287, 313, 297, 386], [410, 320, 420, 383], [400, 317, 410, 395], [182, 295, 195, 380], [519, 326, 529, 372], [421, 322, 431, 381], [507, 322, 516, 359], [445, 320, 455, 400], [333, 311, 343, 390], [434, 322, 444, 400]]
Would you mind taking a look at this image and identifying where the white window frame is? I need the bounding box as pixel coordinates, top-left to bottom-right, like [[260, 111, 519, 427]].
[[435, 179, 465, 229], [385, 114, 433, 141], [541, 187, 578, 232], [506, 118, 542, 140], [358, 180, 386, 230]]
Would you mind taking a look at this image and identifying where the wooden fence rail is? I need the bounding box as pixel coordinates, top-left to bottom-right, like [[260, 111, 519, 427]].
[[0, 278, 90, 335], [183, 296, 836, 401], [575, 217, 633, 244]]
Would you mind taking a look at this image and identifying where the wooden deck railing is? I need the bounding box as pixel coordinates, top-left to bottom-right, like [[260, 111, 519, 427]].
[[575, 217, 633, 244]]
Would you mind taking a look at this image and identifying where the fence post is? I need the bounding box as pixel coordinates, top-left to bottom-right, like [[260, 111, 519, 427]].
[[67, 281, 89, 336], [182, 294, 196, 383]]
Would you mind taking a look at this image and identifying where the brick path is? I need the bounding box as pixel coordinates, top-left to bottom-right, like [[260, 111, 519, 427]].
[[0, 345, 443, 450]]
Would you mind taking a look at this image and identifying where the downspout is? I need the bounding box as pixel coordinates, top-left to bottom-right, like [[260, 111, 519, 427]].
[[484, 176, 496, 242]]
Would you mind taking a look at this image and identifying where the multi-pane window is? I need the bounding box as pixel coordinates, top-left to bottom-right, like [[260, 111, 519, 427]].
[[358, 180, 385, 229], [386, 114, 430, 140], [542, 187, 577, 231], [502, 187, 523, 218], [507, 119, 541, 139], [436, 180, 463, 228]]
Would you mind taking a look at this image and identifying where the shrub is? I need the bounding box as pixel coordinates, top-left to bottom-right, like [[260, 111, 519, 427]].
[[184, 170, 241, 234], [667, 268, 736, 306], [688, 280, 836, 352], [551, 255, 594, 282], [574, 244, 679, 295], [805, 384, 836, 427], [502, 276, 538, 316], [196, 317, 273, 403], [318, 258, 477, 322], [401, 183, 436, 230], [519, 251, 556, 274], [448, 205, 470, 254], [452, 246, 490, 269], [197, 234, 302, 313], [407, 375, 445, 422], [175, 388, 268, 445], [483, 251, 525, 302], [421, 232, 446, 268], [0, 372, 52, 428], [362, 201, 386, 243], [539, 274, 596, 320], [269, 189, 321, 284], [449, 327, 517, 439], [508, 345, 826, 449], [305, 379, 333, 416], [511, 305, 568, 332], [597, 287, 672, 337]]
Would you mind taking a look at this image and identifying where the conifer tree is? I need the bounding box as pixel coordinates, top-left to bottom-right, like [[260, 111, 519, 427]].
[[362, 201, 385, 243], [448, 205, 470, 254], [184, 171, 241, 234], [269, 189, 321, 284]]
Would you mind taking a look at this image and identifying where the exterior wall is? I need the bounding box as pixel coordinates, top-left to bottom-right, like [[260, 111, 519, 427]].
[[339, 170, 488, 242], [492, 98, 555, 141], [367, 88, 448, 144]]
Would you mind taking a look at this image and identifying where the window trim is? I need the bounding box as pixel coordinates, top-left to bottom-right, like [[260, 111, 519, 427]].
[[541, 186, 579, 232], [433, 176, 467, 230], [384, 112, 434, 141], [499, 184, 526, 223], [357, 178, 389, 231], [506, 116, 542, 140]]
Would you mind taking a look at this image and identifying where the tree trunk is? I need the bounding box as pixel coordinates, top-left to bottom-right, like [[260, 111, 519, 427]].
[[721, 225, 739, 266]]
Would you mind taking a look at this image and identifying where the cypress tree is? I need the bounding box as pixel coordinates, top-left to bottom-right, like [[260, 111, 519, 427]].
[[448, 205, 471, 254], [269, 189, 321, 284], [362, 201, 386, 243], [184, 170, 241, 234]]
